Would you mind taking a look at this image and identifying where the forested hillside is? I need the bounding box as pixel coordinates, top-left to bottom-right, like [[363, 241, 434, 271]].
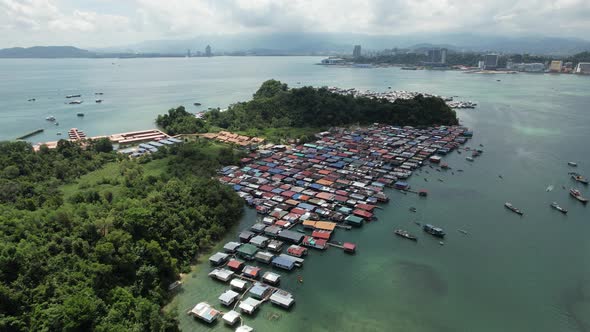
[[0, 140, 244, 331]]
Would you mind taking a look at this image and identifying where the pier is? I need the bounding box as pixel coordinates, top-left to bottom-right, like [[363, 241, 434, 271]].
[[16, 128, 44, 140]]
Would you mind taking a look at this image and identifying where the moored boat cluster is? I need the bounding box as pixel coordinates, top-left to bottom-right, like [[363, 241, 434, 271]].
[[326, 87, 477, 109]]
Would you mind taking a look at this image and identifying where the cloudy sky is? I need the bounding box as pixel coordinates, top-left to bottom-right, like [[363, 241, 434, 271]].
[[1, 0, 589, 48]]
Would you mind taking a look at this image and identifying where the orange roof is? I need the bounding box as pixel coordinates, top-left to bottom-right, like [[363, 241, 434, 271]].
[[316, 179, 334, 186], [318, 169, 332, 175], [314, 221, 336, 231]]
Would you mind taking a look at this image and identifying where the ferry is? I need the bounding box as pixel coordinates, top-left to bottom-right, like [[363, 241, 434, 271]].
[[570, 189, 588, 204], [394, 229, 417, 241], [504, 202, 524, 215], [567, 161, 577, 167], [550, 202, 567, 214], [423, 224, 446, 238], [570, 173, 589, 185]]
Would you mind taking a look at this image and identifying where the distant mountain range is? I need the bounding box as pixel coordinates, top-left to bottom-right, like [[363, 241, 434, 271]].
[[0, 46, 94, 58], [97, 32, 590, 56], [2, 33, 590, 58]]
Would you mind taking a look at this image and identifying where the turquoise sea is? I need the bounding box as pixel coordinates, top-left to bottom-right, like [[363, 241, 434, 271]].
[[1, 57, 589, 332]]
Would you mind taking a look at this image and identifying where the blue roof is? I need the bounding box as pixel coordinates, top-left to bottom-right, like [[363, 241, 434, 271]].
[[269, 168, 283, 174], [167, 137, 182, 143], [271, 188, 284, 194], [272, 256, 295, 269], [233, 185, 242, 191], [297, 203, 315, 211]]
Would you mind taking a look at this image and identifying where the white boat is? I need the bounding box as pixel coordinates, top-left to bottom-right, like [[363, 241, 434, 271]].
[[546, 185, 554, 192], [46, 116, 56, 121], [466, 157, 474, 162], [568, 161, 577, 167]]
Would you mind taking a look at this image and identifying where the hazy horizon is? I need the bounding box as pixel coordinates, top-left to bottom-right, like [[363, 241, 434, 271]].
[[1, 0, 590, 49]]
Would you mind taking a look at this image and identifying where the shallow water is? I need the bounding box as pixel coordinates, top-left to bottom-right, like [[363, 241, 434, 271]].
[[1, 57, 589, 332]]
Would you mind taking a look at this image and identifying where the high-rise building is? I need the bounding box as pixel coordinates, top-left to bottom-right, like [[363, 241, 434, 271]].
[[427, 49, 441, 63], [549, 60, 563, 72], [483, 54, 499, 70], [574, 62, 590, 74], [353, 45, 362, 58], [205, 45, 212, 57], [425, 48, 447, 65]]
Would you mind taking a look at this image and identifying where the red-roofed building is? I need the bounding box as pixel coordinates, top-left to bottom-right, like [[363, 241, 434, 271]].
[[312, 230, 332, 240]]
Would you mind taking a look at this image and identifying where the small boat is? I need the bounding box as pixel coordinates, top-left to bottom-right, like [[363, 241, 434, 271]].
[[570, 189, 588, 204], [46, 116, 56, 121], [439, 241, 444, 245], [77, 113, 84, 117], [95, 92, 104, 95], [54, 122, 59, 126], [95, 99, 102, 103], [423, 224, 445, 238], [457, 169, 464, 172], [409, 207, 417, 213], [66, 94, 81, 98], [570, 173, 589, 185], [394, 229, 418, 241], [504, 202, 524, 215], [68, 100, 83, 105], [28, 98, 36, 102], [437, 178, 444, 182], [457, 150, 462, 154], [458, 229, 468, 235], [414, 221, 421, 226], [193, 102, 202, 106], [567, 162, 577, 167], [550, 202, 567, 214], [466, 157, 474, 162], [546, 185, 554, 192], [498, 175, 503, 179], [56, 132, 62, 135]]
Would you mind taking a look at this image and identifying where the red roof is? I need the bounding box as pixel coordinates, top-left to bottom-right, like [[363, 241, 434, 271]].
[[260, 185, 274, 192], [287, 246, 307, 256], [227, 259, 244, 271], [275, 220, 289, 227], [289, 208, 305, 215], [343, 242, 356, 251], [355, 203, 376, 211], [312, 230, 332, 240], [353, 209, 373, 219]]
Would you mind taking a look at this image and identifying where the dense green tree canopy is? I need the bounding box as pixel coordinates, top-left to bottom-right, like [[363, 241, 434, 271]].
[[0, 140, 244, 331], [204, 80, 458, 132], [156, 106, 207, 135]]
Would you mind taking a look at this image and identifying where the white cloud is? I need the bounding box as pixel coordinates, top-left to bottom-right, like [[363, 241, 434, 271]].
[[1, 0, 589, 47]]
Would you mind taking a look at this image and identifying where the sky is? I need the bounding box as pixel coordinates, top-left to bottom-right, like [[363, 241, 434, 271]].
[[1, 0, 589, 48]]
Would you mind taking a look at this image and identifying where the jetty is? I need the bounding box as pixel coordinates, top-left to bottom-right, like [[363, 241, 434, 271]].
[[16, 128, 44, 140]]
